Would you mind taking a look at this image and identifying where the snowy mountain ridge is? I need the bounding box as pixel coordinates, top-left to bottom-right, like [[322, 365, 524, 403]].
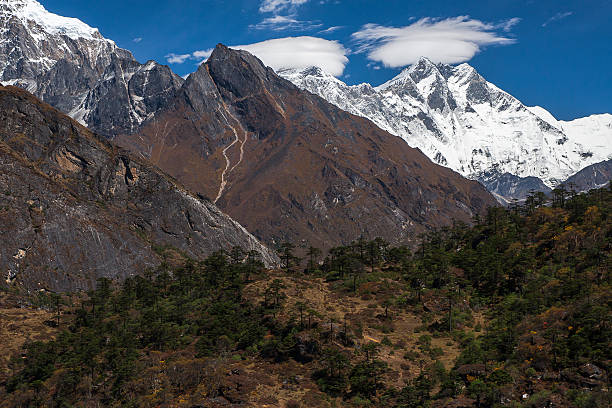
[[280, 61, 612, 191], [527, 106, 612, 161], [0, 0, 106, 41], [0, 0, 119, 84], [0, 0, 184, 137]]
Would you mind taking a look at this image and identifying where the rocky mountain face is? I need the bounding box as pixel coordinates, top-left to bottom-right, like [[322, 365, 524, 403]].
[[478, 171, 552, 205], [117, 45, 497, 249], [0, 0, 183, 137], [72, 57, 184, 137], [280, 63, 612, 201], [561, 160, 612, 192], [0, 86, 277, 291]]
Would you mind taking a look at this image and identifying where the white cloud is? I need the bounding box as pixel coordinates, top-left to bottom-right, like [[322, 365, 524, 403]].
[[501, 17, 521, 32], [193, 49, 214, 59], [255, 0, 318, 31], [351, 16, 518, 67], [259, 0, 309, 14], [542, 12, 573, 27], [168, 36, 347, 76], [234, 36, 348, 76], [165, 53, 192, 64], [319, 25, 343, 34], [133, 37, 143, 43], [165, 49, 214, 65], [250, 14, 321, 31]]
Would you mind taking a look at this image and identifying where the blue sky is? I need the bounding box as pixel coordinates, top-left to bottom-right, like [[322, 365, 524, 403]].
[[41, 0, 612, 120]]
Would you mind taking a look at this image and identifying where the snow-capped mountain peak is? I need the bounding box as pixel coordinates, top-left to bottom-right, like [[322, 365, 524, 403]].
[[0, 0, 183, 137], [0, 0, 108, 42], [376, 57, 443, 92], [280, 60, 612, 195], [0, 0, 123, 84]]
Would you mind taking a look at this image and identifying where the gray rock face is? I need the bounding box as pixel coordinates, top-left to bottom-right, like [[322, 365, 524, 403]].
[[77, 57, 184, 137], [35, 58, 100, 113], [561, 160, 612, 192], [0, 86, 278, 291], [476, 170, 552, 205], [0, 0, 184, 138]]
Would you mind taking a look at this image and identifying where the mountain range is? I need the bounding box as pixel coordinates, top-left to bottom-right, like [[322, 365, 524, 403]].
[[0, 3, 610, 407], [0, 0, 609, 291], [280, 63, 612, 202], [115, 44, 495, 248], [3, 0, 610, 205], [0, 0, 497, 252]]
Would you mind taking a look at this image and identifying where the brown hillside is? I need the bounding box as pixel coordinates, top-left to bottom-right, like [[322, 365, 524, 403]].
[[118, 44, 497, 249]]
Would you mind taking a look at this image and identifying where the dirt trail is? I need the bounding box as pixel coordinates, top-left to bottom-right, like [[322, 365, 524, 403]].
[[214, 108, 247, 204]]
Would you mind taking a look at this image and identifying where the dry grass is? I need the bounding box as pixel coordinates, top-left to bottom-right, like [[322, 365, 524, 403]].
[[0, 272, 480, 407], [244, 272, 465, 393], [0, 293, 58, 382]]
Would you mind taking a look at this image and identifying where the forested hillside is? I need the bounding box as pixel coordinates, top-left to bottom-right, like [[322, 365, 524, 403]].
[[1, 185, 610, 407]]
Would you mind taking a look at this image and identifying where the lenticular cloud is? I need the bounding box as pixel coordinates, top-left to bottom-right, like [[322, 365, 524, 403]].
[[235, 36, 348, 77], [352, 16, 518, 67]]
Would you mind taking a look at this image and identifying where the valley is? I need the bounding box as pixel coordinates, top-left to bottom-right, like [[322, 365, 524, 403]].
[[0, 1, 610, 407]]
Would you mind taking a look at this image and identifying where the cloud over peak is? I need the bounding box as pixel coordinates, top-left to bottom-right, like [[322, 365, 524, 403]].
[[351, 16, 518, 67], [168, 37, 347, 76], [235, 36, 348, 76]]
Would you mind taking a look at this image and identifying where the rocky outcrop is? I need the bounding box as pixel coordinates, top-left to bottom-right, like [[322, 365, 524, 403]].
[[0, 86, 277, 291], [477, 170, 552, 204], [118, 45, 497, 249], [560, 159, 611, 192], [74, 57, 184, 137]]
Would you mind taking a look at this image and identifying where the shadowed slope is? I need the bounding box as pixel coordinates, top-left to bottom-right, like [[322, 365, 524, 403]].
[[0, 86, 277, 291]]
